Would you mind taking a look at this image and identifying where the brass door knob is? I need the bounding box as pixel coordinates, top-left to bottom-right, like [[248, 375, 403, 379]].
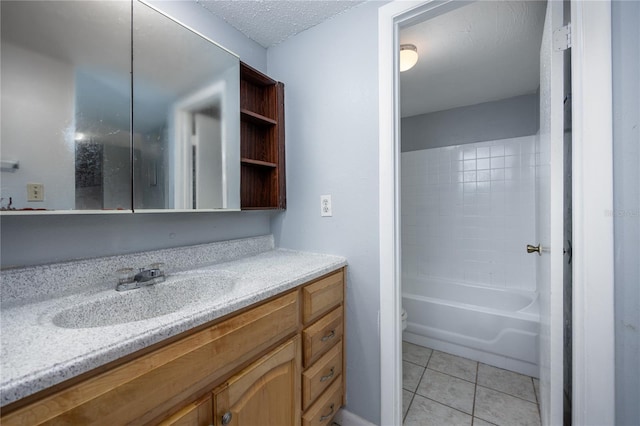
[[527, 244, 542, 255]]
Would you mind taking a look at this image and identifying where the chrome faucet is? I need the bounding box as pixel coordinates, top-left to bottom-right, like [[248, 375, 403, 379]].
[[116, 263, 165, 291]]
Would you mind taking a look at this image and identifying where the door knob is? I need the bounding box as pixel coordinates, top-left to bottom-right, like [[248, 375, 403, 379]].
[[526, 244, 542, 255]]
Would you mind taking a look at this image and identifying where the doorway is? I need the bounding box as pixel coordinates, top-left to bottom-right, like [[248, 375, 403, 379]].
[[378, 1, 615, 425]]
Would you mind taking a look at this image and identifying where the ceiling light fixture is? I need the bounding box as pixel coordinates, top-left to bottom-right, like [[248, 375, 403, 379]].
[[399, 44, 418, 72]]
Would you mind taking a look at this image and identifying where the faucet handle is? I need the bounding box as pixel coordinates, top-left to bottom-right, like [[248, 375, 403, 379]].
[[148, 262, 165, 275], [116, 268, 135, 284]]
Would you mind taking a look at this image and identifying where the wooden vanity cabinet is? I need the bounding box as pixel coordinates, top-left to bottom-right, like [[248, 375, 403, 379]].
[[300, 270, 345, 426], [0, 269, 345, 426]]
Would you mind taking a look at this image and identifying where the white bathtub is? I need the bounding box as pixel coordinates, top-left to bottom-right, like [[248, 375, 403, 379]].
[[402, 276, 539, 377]]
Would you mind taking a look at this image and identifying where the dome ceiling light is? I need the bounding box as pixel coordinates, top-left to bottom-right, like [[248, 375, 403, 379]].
[[399, 44, 418, 72]]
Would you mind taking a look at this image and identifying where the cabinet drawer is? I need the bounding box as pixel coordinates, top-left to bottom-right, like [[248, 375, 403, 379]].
[[302, 341, 342, 410], [302, 378, 342, 426], [302, 270, 343, 325], [302, 307, 343, 368], [2, 292, 299, 426]]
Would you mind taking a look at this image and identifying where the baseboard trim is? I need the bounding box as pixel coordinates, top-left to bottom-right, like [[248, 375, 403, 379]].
[[334, 408, 377, 426]]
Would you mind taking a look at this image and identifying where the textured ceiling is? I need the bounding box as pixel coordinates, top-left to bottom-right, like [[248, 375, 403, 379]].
[[400, 1, 546, 118], [198, 0, 366, 48]]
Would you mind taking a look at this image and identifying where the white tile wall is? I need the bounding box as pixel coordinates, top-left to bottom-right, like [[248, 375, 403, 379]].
[[401, 136, 537, 291]]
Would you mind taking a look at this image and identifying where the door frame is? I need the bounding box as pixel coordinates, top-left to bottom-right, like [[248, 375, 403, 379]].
[[377, 1, 615, 425], [569, 2, 615, 424]]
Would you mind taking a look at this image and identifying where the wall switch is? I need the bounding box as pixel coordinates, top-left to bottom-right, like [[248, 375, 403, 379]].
[[27, 183, 44, 201], [320, 194, 332, 217]]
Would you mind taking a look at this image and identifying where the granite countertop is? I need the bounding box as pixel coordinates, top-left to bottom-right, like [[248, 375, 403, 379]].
[[0, 237, 346, 407]]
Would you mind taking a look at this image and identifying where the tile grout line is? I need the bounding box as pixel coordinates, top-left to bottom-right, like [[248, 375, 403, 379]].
[[471, 360, 479, 424], [475, 383, 540, 405], [403, 348, 433, 424], [418, 394, 476, 419], [403, 392, 416, 424], [424, 365, 477, 385], [532, 376, 542, 417]]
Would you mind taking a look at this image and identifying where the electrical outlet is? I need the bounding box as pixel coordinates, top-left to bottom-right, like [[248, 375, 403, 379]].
[[27, 183, 44, 202], [320, 194, 332, 217]]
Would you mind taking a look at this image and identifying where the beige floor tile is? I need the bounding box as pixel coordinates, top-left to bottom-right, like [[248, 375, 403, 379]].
[[477, 363, 536, 402], [533, 378, 540, 403], [404, 394, 472, 426], [403, 361, 424, 392], [473, 418, 498, 426], [474, 386, 541, 426], [417, 369, 476, 414], [427, 351, 478, 382], [403, 389, 414, 419], [403, 341, 432, 367]]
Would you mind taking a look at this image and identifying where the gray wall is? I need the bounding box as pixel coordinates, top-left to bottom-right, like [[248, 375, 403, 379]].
[[612, 1, 640, 425], [401, 93, 539, 152], [267, 2, 383, 423], [1, 1, 270, 268]]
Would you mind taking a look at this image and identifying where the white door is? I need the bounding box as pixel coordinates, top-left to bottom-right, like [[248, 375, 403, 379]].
[[537, 1, 566, 425], [193, 113, 223, 209]]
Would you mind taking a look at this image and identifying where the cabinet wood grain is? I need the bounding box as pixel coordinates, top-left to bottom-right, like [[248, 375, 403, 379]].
[[302, 270, 344, 325], [302, 341, 342, 410], [301, 379, 342, 426], [213, 337, 301, 426], [302, 307, 343, 368], [240, 62, 285, 210]]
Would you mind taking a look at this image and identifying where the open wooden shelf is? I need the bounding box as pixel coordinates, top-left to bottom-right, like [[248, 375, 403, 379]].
[[241, 158, 277, 168], [240, 62, 286, 210], [241, 109, 277, 126]]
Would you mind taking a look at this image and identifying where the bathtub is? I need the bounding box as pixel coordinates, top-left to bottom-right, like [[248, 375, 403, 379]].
[[402, 276, 539, 377]]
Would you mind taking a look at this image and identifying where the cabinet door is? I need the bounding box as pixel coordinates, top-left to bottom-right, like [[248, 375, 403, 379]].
[[160, 394, 213, 426], [213, 337, 301, 426]]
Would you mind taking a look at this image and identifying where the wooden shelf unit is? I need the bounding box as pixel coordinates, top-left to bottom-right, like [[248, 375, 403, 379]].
[[240, 62, 286, 210]]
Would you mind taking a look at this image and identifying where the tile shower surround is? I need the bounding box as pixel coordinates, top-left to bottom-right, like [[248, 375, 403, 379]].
[[401, 135, 537, 291]]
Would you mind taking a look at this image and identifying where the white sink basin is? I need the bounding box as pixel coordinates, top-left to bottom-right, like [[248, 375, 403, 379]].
[[51, 271, 237, 328]]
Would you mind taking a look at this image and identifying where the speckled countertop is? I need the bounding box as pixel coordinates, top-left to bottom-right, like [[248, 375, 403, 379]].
[[0, 235, 346, 407]]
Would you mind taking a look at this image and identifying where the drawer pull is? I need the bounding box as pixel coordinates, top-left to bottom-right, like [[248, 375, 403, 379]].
[[320, 367, 335, 382], [321, 330, 336, 342], [319, 403, 335, 422], [221, 411, 233, 425]]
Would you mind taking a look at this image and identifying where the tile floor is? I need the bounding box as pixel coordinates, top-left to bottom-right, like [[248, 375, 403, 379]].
[[403, 342, 541, 426]]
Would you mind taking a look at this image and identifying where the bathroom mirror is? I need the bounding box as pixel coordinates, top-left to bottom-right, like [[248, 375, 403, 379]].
[[1, 1, 132, 211], [132, 1, 240, 210], [0, 1, 240, 213]]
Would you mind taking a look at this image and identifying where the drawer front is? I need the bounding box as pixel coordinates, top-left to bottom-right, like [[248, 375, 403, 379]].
[[302, 307, 343, 368], [2, 292, 299, 426], [302, 341, 342, 410], [302, 378, 342, 426], [302, 270, 344, 325]]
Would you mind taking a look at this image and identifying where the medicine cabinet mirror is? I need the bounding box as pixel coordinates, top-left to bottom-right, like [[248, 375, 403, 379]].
[[0, 0, 240, 213]]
